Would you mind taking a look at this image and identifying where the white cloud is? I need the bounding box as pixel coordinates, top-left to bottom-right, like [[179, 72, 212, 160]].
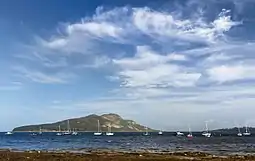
[[67, 22, 123, 38], [207, 64, 255, 83], [13, 66, 75, 84], [132, 8, 240, 43], [113, 46, 200, 88], [113, 46, 187, 70]]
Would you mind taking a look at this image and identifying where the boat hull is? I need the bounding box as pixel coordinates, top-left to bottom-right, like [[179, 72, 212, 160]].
[[106, 132, 114, 136]]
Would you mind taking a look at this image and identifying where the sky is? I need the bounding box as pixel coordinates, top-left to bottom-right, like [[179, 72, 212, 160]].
[[1, 0, 255, 131]]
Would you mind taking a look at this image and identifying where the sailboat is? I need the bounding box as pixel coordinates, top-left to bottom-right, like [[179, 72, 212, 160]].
[[243, 125, 251, 136], [187, 127, 193, 138], [38, 127, 42, 135], [94, 120, 102, 136], [237, 126, 242, 137], [72, 128, 78, 135], [30, 132, 37, 136], [202, 122, 211, 137], [176, 131, 184, 136], [5, 131, 13, 135], [143, 126, 149, 136], [63, 120, 71, 135], [105, 124, 114, 136], [158, 130, 163, 135], [56, 125, 62, 136]]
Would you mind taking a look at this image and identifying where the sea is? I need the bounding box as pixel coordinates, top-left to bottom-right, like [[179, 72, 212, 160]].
[[1, 132, 255, 155]]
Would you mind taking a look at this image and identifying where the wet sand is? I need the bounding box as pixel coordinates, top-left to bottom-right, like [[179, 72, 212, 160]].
[[0, 150, 255, 161]]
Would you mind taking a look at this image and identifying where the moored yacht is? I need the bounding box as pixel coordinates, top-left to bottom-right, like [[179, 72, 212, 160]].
[[94, 120, 102, 136], [187, 127, 193, 138], [143, 126, 149, 136], [56, 125, 62, 136], [63, 120, 71, 135], [237, 126, 242, 137], [105, 124, 114, 136], [176, 131, 184, 136], [39, 127, 42, 135], [243, 125, 251, 136], [72, 128, 78, 135], [202, 122, 211, 138], [5, 131, 13, 135]]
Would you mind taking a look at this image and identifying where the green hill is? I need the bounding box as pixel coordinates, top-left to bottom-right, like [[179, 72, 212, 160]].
[[13, 113, 155, 132]]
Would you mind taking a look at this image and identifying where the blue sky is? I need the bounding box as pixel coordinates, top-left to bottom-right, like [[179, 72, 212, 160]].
[[1, 0, 255, 131]]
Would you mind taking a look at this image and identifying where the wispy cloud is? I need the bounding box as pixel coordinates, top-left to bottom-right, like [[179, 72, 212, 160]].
[[12, 66, 75, 84], [207, 64, 255, 83], [112, 46, 200, 88]]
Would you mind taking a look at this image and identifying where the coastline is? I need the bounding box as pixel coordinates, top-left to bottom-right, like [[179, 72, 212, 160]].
[[0, 149, 255, 161]]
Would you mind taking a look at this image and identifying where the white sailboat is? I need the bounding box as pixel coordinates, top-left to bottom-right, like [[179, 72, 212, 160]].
[[202, 122, 211, 137], [30, 133, 37, 136], [237, 126, 242, 137], [158, 130, 163, 135], [243, 125, 251, 136], [56, 125, 62, 136], [39, 127, 42, 135], [94, 120, 102, 136], [72, 128, 78, 135], [143, 126, 149, 136], [63, 120, 71, 135], [105, 124, 114, 136], [187, 127, 193, 138], [5, 131, 13, 135], [176, 131, 184, 136]]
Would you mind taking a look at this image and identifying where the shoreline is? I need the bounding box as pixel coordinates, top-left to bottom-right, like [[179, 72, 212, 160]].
[[1, 148, 255, 156], [1, 149, 255, 161], [0, 150, 254, 161]]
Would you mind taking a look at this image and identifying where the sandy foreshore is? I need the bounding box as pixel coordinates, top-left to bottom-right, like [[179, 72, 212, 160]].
[[0, 150, 255, 161]]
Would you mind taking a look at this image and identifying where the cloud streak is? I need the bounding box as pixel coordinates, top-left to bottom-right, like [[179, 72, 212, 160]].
[[12, 66, 75, 84]]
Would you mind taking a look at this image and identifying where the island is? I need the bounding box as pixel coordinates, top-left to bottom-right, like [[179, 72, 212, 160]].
[[13, 113, 155, 132]]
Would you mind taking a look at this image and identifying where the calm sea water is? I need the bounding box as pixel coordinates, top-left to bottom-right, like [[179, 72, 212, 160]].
[[0, 132, 255, 155]]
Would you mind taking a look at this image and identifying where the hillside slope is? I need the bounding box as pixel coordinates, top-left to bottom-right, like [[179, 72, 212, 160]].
[[13, 113, 154, 132]]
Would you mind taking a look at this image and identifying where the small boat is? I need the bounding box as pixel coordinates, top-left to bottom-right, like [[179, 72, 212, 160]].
[[94, 120, 102, 136], [143, 127, 149, 136], [31, 133, 37, 136], [5, 132, 13, 135], [237, 126, 242, 137], [187, 127, 193, 138], [243, 125, 251, 136], [39, 127, 42, 135], [63, 120, 71, 135], [72, 128, 78, 135], [202, 122, 211, 138], [176, 131, 184, 136], [56, 132, 62, 136], [158, 130, 163, 135], [105, 125, 114, 136], [56, 125, 63, 136]]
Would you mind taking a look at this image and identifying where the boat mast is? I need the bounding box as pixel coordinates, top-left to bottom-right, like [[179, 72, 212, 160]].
[[97, 120, 100, 132], [238, 126, 241, 133], [205, 121, 209, 132], [67, 120, 70, 132], [189, 127, 192, 135], [246, 125, 249, 133], [108, 124, 111, 133]]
